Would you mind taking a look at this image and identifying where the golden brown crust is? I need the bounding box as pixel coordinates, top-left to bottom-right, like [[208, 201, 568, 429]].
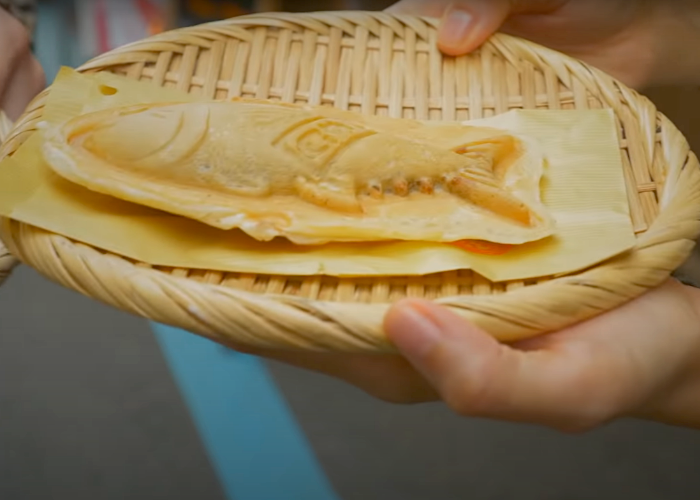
[[41, 99, 556, 245]]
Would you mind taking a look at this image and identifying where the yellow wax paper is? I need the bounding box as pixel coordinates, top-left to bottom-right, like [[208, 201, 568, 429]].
[[0, 68, 636, 281]]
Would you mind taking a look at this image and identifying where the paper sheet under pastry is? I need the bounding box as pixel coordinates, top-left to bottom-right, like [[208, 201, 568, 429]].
[[0, 68, 636, 281]]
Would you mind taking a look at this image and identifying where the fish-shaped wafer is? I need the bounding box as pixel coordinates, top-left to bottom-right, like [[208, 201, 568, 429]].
[[41, 99, 555, 245]]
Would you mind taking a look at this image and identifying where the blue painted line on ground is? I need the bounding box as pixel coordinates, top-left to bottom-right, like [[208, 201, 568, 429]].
[[152, 323, 341, 500]]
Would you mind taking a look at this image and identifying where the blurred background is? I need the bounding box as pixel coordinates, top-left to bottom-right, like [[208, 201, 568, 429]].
[[4, 1, 700, 499]]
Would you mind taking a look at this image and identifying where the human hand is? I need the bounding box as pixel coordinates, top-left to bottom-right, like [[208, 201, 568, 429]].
[[0, 6, 44, 121], [385, 0, 700, 89], [251, 280, 700, 432]]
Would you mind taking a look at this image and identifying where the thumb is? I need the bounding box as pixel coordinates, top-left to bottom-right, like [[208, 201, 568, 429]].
[[383, 299, 607, 429], [436, 0, 511, 55]]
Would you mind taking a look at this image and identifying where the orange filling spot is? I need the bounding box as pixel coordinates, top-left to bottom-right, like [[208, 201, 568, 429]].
[[451, 239, 513, 255]]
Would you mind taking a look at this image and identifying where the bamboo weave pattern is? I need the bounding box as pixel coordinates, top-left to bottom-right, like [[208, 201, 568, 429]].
[[1, 12, 699, 352]]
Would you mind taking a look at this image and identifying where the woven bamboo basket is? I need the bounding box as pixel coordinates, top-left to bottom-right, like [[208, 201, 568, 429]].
[[2, 11, 700, 353]]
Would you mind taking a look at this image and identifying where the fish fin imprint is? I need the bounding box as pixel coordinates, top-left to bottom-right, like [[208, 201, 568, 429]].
[[293, 175, 363, 213], [445, 135, 537, 225], [443, 171, 534, 226], [453, 135, 522, 181]]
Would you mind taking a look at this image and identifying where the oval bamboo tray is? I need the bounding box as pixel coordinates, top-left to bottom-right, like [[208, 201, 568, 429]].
[[2, 11, 700, 353]]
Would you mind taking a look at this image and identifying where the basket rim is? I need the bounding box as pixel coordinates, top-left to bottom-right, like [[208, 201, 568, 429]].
[[1, 10, 699, 352]]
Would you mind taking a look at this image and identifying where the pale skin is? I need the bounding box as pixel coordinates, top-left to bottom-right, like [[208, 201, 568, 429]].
[[0, 7, 44, 120], [242, 0, 700, 433]]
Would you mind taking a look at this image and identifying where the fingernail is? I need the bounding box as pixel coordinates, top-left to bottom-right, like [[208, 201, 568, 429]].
[[440, 6, 473, 48], [386, 302, 442, 358]]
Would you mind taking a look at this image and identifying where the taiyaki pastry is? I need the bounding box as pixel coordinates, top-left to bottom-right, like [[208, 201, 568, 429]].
[[41, 98, 555, 249]]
